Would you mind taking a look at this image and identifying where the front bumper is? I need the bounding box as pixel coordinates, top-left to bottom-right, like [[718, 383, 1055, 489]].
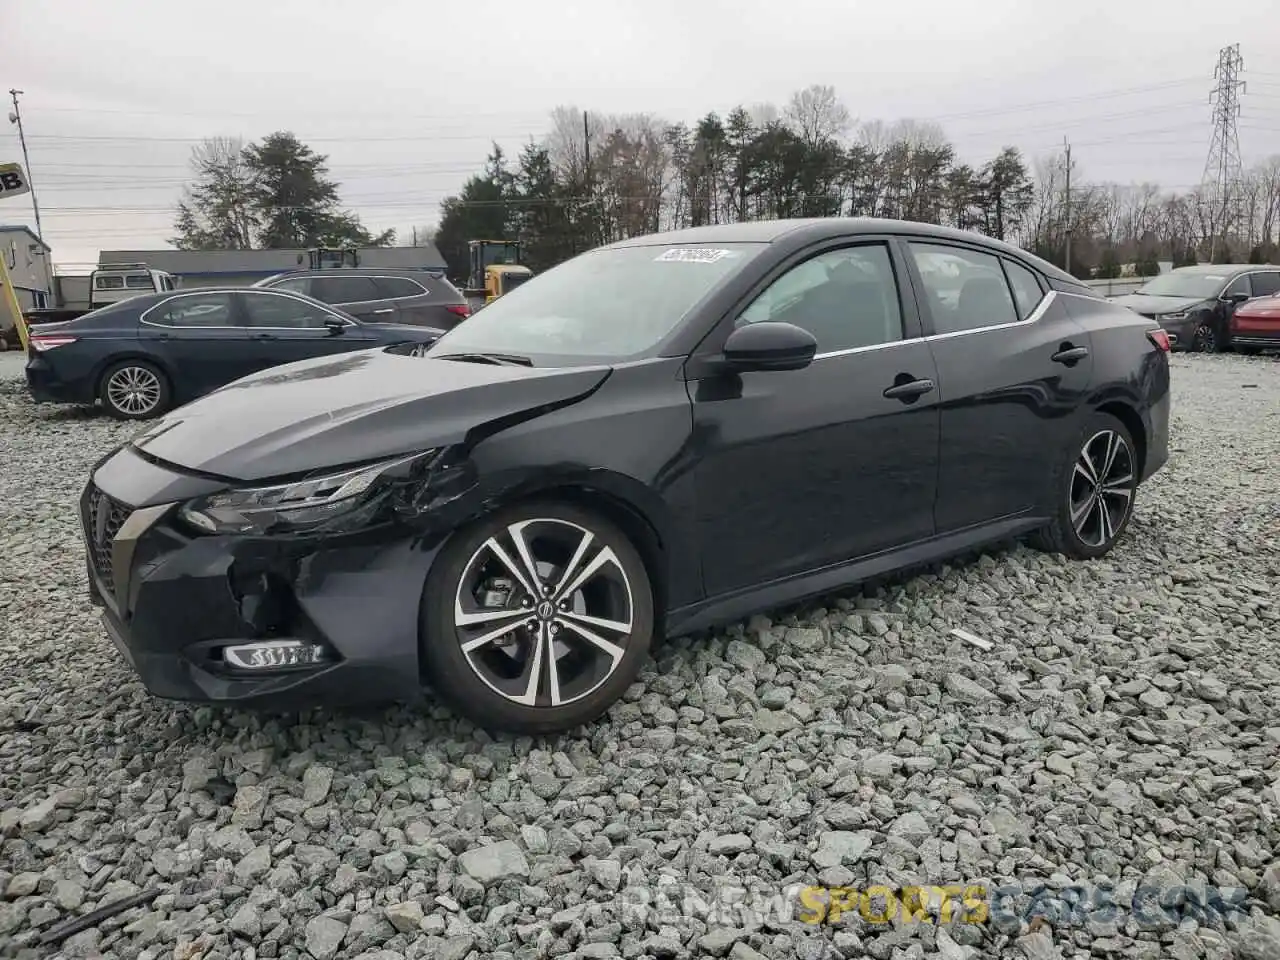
[[1152, 316, 1198, 351], [80, 452, 440, 709]]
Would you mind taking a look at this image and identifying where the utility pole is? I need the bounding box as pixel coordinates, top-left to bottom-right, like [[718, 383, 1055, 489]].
[[1062, 137, 1072, 276], [412, 226, 417, 247], [7, 89, 43, 241], [1202, 44, 1245, 262], [582, 110, 592, 248]]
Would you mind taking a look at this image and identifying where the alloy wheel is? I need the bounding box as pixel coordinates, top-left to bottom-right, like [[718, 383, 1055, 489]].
[[1069, 429, 1135, 548], [453, 518, 635, 708], [106, 365, 162, 416], [1193, 323, 1217, 353]]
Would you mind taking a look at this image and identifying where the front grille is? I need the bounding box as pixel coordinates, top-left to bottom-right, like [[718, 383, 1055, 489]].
[[86, 486, 131, 595]]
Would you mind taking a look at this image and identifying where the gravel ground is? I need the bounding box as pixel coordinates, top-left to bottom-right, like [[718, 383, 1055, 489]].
[[1, 352, 1279, 960]]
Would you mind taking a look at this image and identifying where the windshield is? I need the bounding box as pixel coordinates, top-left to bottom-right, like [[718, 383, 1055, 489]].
[[429, 241, 766, 363], [1133, 273, 1227, 299]]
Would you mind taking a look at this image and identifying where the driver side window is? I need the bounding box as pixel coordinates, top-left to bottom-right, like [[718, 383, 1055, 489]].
[[1224, 274, 1251, 299], [737, 243, 904, 353]]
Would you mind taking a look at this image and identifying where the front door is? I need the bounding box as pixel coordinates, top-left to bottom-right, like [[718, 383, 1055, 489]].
[[902, 240, 1095, 531], [238, 290, 378, 367], [137, 291, 255, 402], [687, 239, 941, 598]]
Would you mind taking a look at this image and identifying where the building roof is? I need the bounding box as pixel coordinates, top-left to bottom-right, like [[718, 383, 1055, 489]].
[[0, 224, 51, 252], [99, 244, 447, 277]]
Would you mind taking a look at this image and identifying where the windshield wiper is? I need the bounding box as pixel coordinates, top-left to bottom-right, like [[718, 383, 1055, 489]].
[[434, 352, 534, 367]]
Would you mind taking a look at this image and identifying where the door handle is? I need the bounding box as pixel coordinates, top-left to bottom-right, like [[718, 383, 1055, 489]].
[[249, 332, 278, 340], [882, 377, 935, 402], [371, 308, 395, 315], [1051, 344, 1089, 365]]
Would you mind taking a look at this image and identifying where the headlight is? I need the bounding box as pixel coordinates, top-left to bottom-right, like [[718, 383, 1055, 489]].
[[179, 450, 437, 536], [1156, 312, 1189, 321]]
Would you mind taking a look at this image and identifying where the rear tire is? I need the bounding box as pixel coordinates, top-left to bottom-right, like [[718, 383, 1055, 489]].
[[421, 500, 655, 734], [1030, 412, 1139, 560], [99, 360, 171, 420]]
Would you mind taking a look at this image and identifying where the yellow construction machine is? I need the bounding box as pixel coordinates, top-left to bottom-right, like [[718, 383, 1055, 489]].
[[463, 240, 533, 308]]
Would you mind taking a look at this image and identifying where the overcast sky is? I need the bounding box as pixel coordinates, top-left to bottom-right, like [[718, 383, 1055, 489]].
[[5, 0, 1280, 269]]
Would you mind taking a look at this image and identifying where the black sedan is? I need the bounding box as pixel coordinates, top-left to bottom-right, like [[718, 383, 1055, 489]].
[[1108, 263, 1280, 352], [79, 218, 1171, 734], [25, 287, 443, 419]]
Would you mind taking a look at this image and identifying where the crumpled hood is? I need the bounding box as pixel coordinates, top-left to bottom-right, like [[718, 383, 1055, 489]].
[[129, 347, 611, 481], [1108, 294, 1207, 316]]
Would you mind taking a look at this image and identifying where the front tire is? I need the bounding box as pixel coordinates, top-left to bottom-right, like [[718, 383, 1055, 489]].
[[421, 501, 655, 734], [1192, 321, 1221, 353], [1031, 413, 1139, 560], [99, 360, 171, 420]]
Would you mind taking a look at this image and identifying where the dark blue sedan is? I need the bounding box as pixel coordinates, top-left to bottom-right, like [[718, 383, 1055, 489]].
[[25, 287, 445, 419]]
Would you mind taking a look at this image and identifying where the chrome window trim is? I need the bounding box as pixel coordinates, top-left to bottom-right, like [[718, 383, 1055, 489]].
[[261, 273, 431, 306], [140, 288, 358, 331], [1219, 269, 1280, 299], [920, 289, 1057, 343]]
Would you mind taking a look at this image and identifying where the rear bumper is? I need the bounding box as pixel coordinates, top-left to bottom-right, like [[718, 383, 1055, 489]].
[[26, 355, 96, 404], [81, 452, 441, 710]]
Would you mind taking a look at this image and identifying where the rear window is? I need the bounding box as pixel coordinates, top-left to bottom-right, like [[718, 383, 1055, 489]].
[[373, 276, 429, 300], [94, 275, 125, 289]]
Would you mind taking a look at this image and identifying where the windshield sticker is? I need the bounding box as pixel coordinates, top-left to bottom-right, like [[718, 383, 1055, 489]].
[[655, 248, 737, 263]]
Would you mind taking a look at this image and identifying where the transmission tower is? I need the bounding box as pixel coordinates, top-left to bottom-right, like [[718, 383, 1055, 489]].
[[1201, 44, 1246, 261]]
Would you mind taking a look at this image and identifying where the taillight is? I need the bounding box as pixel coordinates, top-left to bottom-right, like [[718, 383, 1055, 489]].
[[445, 304, 470, 318], [29, 334, 77, 351], [1146, 328, 1171, 352]]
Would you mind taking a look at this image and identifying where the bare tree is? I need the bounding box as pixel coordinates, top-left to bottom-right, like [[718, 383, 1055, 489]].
[[784, 84, 851, 147], [171, 136, 257, 250]]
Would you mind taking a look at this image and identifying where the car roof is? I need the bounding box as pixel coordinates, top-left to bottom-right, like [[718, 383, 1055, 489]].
[[1168, 263, 1266, 275], [601, 217, 1082, 287], [265, 268, 447, 279]]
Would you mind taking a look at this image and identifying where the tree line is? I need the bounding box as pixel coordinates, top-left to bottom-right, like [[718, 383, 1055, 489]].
[[172, 132, 394, 250], [431, 85, 1280, 280]]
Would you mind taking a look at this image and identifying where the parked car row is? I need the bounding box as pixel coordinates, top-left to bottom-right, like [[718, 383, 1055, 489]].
[[1109, 263, 1280, 354], [22, 269, 473, 419]]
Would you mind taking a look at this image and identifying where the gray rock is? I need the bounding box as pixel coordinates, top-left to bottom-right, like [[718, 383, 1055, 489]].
[[305, 915, 348, 960], [812, 831, 873, 869], [458, 840, 529, 884], [708, 833, 753, 857], [384, 899, 424, 933]]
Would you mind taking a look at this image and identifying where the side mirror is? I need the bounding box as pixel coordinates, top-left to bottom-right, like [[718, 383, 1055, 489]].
[[1222, 292, 1250, 304], [324, 318, 347, 336], [721, 321, 817, 372]]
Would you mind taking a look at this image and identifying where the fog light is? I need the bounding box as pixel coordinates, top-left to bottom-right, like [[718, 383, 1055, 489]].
[[223, 640, 328, 670]]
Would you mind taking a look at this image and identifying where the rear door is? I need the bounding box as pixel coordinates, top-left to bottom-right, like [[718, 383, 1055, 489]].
[[238, 290, 378, 366], [902, 240, 1094, 531], [307, 275, 398, 324], [137, 292, 255, 401]]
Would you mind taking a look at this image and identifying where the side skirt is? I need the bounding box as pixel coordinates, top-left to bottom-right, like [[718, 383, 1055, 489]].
[[665, 514, 1048, 638]]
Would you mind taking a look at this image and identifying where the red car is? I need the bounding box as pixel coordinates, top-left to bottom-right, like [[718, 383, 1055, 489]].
[[1231, 294, 1280, 354]]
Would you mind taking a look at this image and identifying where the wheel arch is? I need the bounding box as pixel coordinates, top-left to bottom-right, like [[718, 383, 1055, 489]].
[[1093, 399, 1147, 479], [93, 351, 175, 399]]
